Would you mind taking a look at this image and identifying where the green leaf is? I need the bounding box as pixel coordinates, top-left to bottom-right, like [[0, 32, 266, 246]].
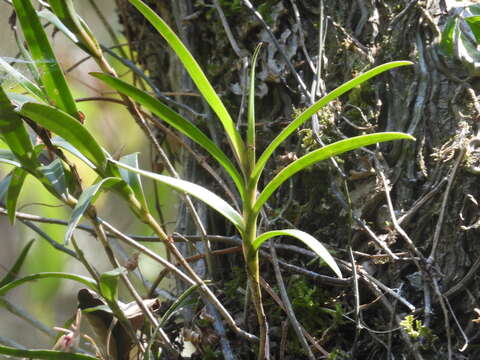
[[0, 57, 47, 101], [6, 167, 27, 224], [0, 86, 37, 169], [251, 61, 413, 185], [38, 158, 68, 198], [111, 159, 245, 232], [65, 177, 122, 245], [51, 136, 96, 169], [12, 0, 79, 119], [0, 174, 12, 201], [456, 31, 480, 73], [466, 16, 480, 43], [0, 239, 34, 287], [119, 153, 147, 209], [18, 102, 108, 171], [254, 132, 414, 214], [0, 345, 98, 360], [440, 16, 458, 56], [247, 43, 262, 169], [127, 0, 246, 167], [91, 72, 245, 200], [0, 272, 97, 297], [99, 267, 127, 303], [250, 229, 342, 278]]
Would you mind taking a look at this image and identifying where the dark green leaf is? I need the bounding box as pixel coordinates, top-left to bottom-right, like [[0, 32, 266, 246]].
[[0, 239, 34, 287], [440, 16, 458, 56], [38, 158, 68, 198], [18, 103, 108, 171], [91, 72, 245, 199], [65, 177, 122, 244], [6, 167, 27, 224], [12, 0, 79, 119]]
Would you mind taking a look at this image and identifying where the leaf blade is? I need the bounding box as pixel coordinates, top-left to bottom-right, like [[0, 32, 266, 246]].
[[254, 132, 414, 214], [0, 239, 35, 287], [250, 229, 342, 278], [252, 61, 413, 184], [0, 345, 98, 360], [112, 159, 245, 232], [127, 0, 246, 167], [6, 167, 27, 225]]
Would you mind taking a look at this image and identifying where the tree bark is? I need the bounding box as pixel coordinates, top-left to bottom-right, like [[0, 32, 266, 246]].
[[119, 0, 480, 358]]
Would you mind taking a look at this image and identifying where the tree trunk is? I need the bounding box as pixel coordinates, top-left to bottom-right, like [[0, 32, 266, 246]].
[[119, 0, 480, 358]]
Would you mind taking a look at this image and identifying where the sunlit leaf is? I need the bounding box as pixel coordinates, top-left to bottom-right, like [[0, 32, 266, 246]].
[[0, 272, 97, 297], [440, 16, 458, 56], [12, 0, 79, 119], [250, 229, 342, 278], [0, 344, 98, 359], [0, 149, 21, 168], [0, 239, 34, 287], [99, 267, 127, 303], [466, 16, 480, 43], [6, 167, 27, 224], [91, 72, 245, 200], [254, 132, 414, 214], [37, 9, 79, 44], [65, 177, 122, 245], [111, 159, 245, 232], [51, 136, 96, 169], [251, 61, 413, 185], [18, 103, 108, 171], [127, 0, 246, 167]]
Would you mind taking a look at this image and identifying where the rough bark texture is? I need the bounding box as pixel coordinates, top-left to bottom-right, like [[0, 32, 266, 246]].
[[118, 0, 480, 358]]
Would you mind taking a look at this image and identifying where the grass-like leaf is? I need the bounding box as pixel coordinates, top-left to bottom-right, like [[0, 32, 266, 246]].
[[0, 58, 46, 101], [0, 150, 21, 168], [0, 272, 97, 297], [251, 61, 413, 185], [0, 239, 34, 287], [250, 229, 342, 278], [65, 177, 122, 244], [37, 9, 79, 43], [127, 0, 246, 167], [6, 167, 27, 225], [38, 158, 68, 198], [12, 0, 79, 119], [119, 153, 147, 210], [112, 159, 245, 232], [91, 72, 245, 200], [247, 44, 262, 169], [51, 136, 96, 169], [18, 103, 107, 171], [0, 86, 37, 169], [254, 132, 414, 214], [0, 345, 98, 360]]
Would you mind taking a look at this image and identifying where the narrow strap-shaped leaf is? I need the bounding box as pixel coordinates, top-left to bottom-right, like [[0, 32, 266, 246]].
[[12, 0, 79, 118], [128, 0, 246, 167], [65, 177, 122, 244], [38, 158, 68, 198], [0, 345, 98, 360], [0, 58, 47, 101], [251, 61, 413, 185], [6, 167, 27, 224], [247, 44, 262, 170], [0, 85, 37, 169], [112, 159, 245, 232], [0, 174, 13, 201], [0, 239, 34, 287], [250, 229, 342, 278], [92, 72, 245, 200], [0, 272, 98, 296], [119, 153, 147, 210], [37, 9, 79, 44], [254, 132, 414, 214], [51, 136, 96, 169], [0, 149, 21, 168], [18, 102, 108, 171]]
